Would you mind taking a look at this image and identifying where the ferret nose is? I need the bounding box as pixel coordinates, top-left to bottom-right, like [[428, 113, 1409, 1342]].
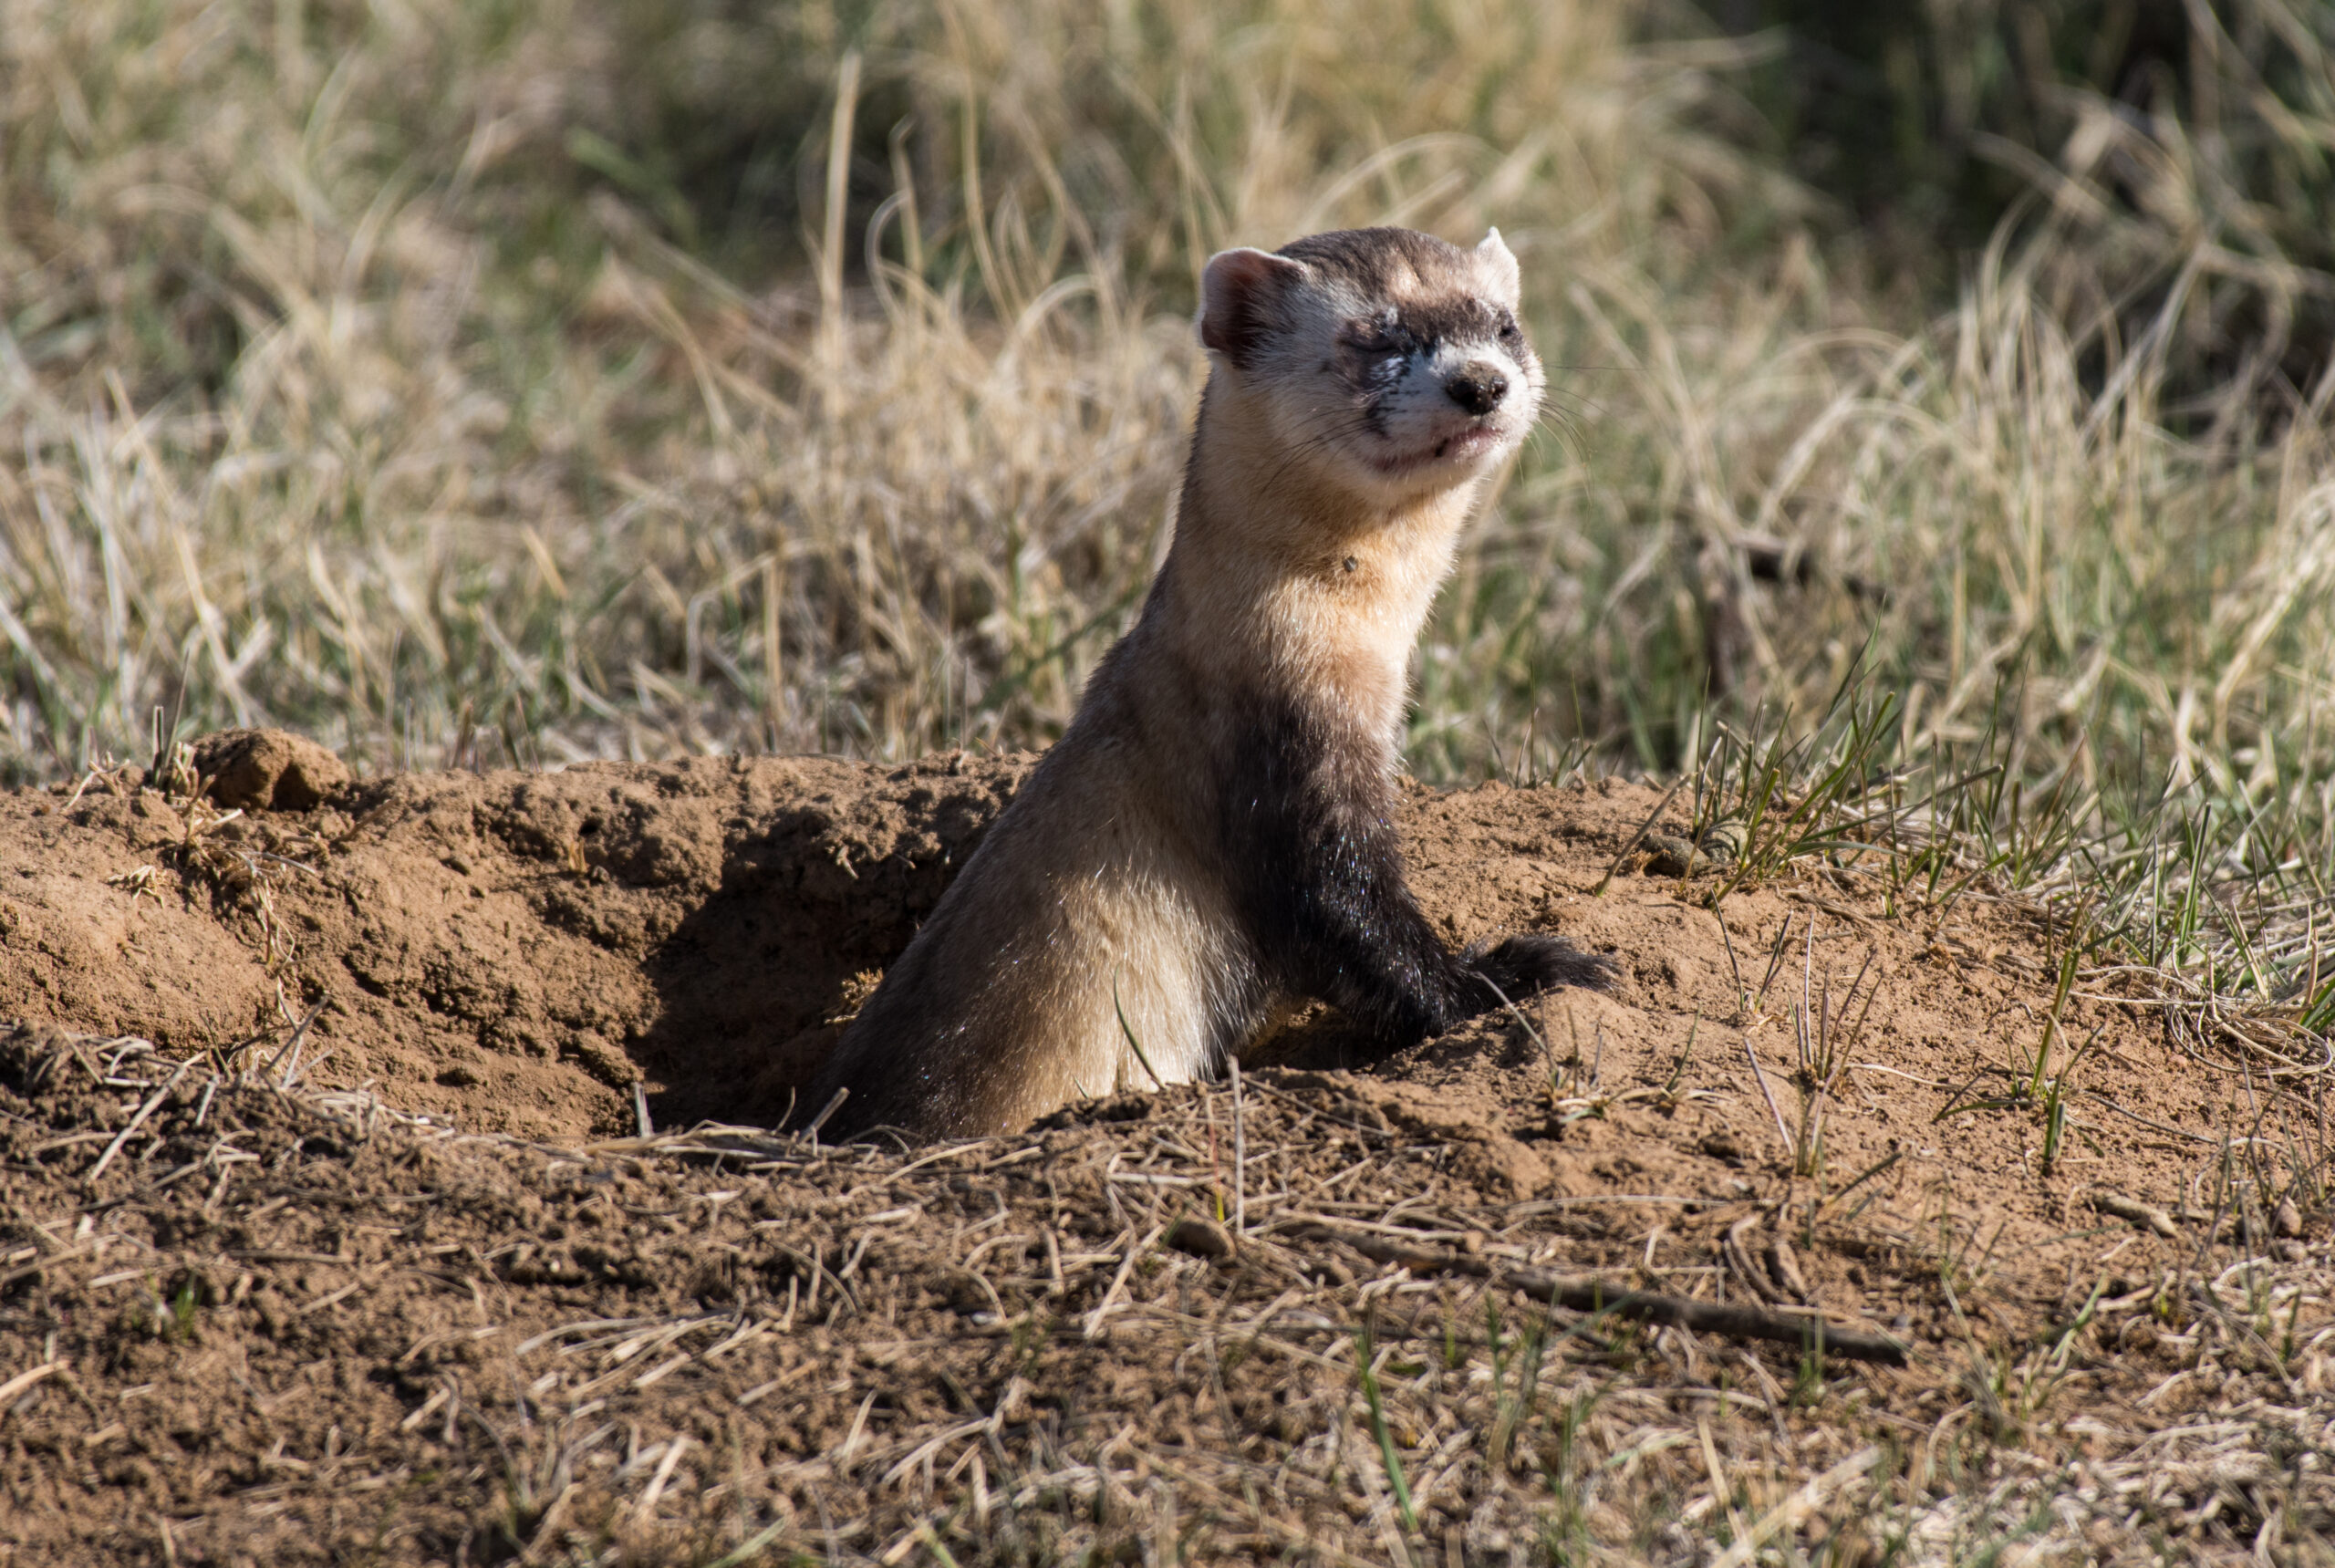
[[1443, 361, 1508, 416]]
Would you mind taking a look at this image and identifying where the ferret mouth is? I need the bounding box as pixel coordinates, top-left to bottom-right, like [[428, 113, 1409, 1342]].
[[1367, 423, 1509, 476]]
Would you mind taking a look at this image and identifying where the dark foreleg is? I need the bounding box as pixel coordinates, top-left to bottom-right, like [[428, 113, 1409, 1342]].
[[1223, 710, 1609, 1054]]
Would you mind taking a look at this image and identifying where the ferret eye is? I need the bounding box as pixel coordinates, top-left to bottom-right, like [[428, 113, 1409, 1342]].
[[1496, 312, 1524, 344], [1341, 317, 1408, 354]]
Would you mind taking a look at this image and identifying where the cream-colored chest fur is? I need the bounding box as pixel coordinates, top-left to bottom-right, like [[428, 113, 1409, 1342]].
[[1160, 385, 1486, 743]]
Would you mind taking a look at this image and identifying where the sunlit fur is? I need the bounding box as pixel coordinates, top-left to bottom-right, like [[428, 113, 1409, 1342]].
[[814, 227, 1566, 1139]]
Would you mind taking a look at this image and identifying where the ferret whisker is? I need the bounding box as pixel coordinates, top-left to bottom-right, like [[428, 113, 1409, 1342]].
[[1261, 406, 1379, 493], [1539, 389, 1609, 421], [1531, 410, 1586, 452]]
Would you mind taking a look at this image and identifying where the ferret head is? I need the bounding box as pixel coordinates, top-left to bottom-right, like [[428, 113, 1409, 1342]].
[[1196, 226, 1543, 510]]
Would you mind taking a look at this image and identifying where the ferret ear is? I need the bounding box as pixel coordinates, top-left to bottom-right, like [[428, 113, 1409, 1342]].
[[1198, 246, 1309, 364], [1474, 228, 1521, 306]]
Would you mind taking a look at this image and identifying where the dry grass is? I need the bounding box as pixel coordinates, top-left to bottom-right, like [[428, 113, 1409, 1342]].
[[2, 0, 2327, 803]]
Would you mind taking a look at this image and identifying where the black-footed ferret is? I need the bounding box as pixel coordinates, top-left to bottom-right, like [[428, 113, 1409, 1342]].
[[813, 225, 1611, 1139]]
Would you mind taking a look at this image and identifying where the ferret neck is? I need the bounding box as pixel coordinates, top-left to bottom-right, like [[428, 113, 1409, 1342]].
[[1148, 372, 1484, 724]]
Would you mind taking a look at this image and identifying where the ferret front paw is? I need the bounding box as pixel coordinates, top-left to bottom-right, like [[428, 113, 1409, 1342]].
[[1467, 932, 1615, 1004]]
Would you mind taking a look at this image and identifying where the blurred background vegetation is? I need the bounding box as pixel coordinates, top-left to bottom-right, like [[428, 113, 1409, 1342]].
[[0, 0, 2330, 879]]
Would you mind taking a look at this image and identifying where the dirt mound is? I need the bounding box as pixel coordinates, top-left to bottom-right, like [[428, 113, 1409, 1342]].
[[0, 748, 1033, 1137], [0, 739, 2302, 1283], [0, 739, 2325, 1562]]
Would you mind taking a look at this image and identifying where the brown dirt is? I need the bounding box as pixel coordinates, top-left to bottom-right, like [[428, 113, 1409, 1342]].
[[0, 751, 1034, 1138], [0, 738, 2325, 1563]]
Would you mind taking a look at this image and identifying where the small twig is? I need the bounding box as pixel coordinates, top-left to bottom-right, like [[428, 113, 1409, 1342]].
[[262, 1005, 325, 1086], [704, 1521, 793, 1568], [1083, 1223, 1167, 1341], [59, 767, 104, 818], [1299, 1225, 1907, 1365], [89, 1059, 194, 1179], [0, 1360, 65, 1408], [633, 1083, 655, 1140], [802, 1088, 849, 1144], [634, 1434, 690, 1519], [281, 1036, 344, 1092], [2093, 1191, 2180, 1238]]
